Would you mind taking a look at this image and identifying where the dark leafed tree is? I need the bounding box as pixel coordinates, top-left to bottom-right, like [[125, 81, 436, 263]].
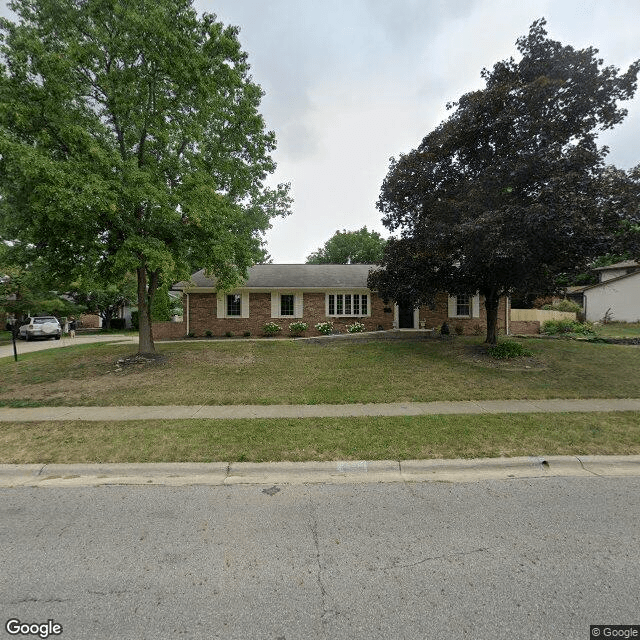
[[0, 0, 290, 354], [369, 19, 639, 343], [306, 226, 387, 264]]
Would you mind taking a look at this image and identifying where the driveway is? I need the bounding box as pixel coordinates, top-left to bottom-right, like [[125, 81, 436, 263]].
[[0, 333, 138, 359]]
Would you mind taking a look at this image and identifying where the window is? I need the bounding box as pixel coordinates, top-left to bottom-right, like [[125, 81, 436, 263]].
[[448, 293, 479, 318], [456, 295, 470, 317], [327, 293, 369, 316], [227, 294, 241, 316], [280, 294, 294, 316]]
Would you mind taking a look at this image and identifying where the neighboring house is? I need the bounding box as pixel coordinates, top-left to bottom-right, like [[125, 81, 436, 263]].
[[158, 264, 514, 338], [582, 260, 640, 323]]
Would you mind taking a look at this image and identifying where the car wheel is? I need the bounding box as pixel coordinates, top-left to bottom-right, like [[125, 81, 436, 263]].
[[55, 335, 61, 340], [25, 333, 30, 342]]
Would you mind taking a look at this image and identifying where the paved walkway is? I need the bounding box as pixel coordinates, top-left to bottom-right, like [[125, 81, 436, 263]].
[[1, 398, 640, 421], [0, 333, 137, 359]]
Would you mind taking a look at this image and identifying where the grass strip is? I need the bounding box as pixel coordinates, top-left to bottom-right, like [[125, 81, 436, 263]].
[[1, 412, 639, 464]]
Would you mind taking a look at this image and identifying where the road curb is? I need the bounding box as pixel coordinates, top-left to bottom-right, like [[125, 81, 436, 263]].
[[1, 455, 639, 487]]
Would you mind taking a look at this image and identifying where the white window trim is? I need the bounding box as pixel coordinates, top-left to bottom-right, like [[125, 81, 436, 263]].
[[217, 291, 250, 319], [325, 291, 371, 317], [447, 293, 480, 318], [270, 291, 303, 318]]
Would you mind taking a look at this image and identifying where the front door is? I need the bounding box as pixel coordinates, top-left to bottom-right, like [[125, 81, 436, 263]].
[[398, 304, 414, 329]]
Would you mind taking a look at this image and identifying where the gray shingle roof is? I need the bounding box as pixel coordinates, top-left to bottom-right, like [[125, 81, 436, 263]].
[[176, 264, 378, 290]]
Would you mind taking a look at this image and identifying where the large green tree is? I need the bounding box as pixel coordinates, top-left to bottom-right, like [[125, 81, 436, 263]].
[[68, 274, 137, 329], [1, 240, 80, 322], [306, 226, 387, 264], [0, 0, 290, 353], [369, 19, 639, 343]]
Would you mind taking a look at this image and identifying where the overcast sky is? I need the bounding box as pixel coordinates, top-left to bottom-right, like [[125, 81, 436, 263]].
[[2, 1, 638, 263], [197, 0, 640, 263]]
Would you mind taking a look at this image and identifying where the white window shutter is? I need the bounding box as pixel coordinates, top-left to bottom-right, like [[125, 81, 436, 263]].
[[447, 295, 456, 318], [294, 293, 303, 318], [217, 292, 225, 318], [241, 292, 250, 318], [271, 293, 279, 318], [472, 294, 480, 318]]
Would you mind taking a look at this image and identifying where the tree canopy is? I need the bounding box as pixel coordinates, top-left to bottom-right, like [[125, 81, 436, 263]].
[[369, 19, 639, 343], [306, 226, 387, 264], [0, 0, 290, 353]]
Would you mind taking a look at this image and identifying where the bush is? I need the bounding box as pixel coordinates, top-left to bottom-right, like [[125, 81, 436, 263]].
[[131, 311, 139, 331], [488, 341, 533, 359], [186, 331, 195, 338], [262, 322, 282, 336], [110, 318, 126, 330], [205, 330, 213, 337], [346, 322, 366, 333], [288, 321, 308, 336], [225, 331, 234, 338], [541, 319, 595, 336], [243, 331, 251, 337], [315, 321, 333, 335], [454, 324, 464, 335], [541, 300, 582, 313]]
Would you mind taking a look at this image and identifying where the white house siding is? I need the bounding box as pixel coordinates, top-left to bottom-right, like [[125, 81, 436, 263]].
[[583, 272, 640, 323]]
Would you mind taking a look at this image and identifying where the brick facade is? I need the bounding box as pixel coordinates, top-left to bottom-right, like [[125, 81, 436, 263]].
[[509, 320, 540, 335], [420, 293, 511, 336], [152, 321, 188, 340], [173, 291, 394, 337], [152, 289, 540, 339]]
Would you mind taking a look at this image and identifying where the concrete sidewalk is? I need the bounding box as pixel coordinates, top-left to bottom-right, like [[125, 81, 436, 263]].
[[2, 455, 640, 487], [1, 397, 640, 421]]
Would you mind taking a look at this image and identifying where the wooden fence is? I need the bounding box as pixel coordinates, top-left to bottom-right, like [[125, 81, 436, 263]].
[[510, 309, 576, 323]]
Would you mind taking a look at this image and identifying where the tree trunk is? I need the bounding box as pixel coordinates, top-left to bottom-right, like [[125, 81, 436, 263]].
[[137, 266, 155, 354], [484, 291, 500, 345]]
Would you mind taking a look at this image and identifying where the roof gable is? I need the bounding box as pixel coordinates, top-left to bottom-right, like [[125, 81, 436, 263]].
[[582, 268, 640, 291]]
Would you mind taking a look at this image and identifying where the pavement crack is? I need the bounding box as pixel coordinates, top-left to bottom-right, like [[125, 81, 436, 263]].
[[37, 464, 48, 476], [10, 597, 68, 604], [575, 456, 603, 477], [308, 505, 333, 634], [384, 547, 490, 570]]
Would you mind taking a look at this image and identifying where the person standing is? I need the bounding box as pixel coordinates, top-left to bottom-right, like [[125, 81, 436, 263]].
[[69, 317, 76, 338]]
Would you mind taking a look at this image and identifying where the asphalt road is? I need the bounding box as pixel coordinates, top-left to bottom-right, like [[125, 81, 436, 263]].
[[2, 477, 639, 640]]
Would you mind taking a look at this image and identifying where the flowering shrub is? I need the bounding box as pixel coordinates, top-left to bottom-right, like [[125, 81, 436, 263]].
[[262, 322, 282, 336], [288, 321, 308, 336], [315, 321, 333, 335], [346, 322, 366, 333]]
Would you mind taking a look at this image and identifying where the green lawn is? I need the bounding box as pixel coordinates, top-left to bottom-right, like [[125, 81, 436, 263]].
[[1, 412, 639, 463], [1, 336, 639, 407], [595, 322, 640, 338]]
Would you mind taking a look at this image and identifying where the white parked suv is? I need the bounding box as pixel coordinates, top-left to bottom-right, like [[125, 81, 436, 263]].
[[18, 316, 62, 341]]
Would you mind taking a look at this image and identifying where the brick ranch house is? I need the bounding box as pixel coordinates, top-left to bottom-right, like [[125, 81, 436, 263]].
[[153, 264, 532, 339]]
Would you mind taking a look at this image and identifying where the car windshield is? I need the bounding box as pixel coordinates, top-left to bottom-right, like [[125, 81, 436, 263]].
[[33, 318, 57, 324]]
